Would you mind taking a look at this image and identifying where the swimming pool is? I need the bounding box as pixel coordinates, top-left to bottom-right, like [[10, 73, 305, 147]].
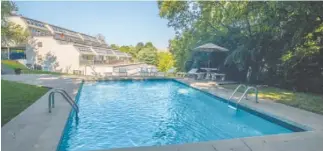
[[58, 79, 301, 151]]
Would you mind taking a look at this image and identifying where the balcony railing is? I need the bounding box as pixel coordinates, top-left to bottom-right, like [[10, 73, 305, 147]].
[[80, 59, 94, 65], [80, 58, 132, 66]]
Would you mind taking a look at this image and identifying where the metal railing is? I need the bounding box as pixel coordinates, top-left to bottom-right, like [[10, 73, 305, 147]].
[[237, 86, 258, 104], [228, 84, 259, 109], [48, 88, 79, 115], [229, 84, 248, 100], [84, 65, 101, 77]]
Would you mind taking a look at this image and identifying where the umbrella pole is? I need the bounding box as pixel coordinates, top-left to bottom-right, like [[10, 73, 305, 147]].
[[208, 52, 211, 68]]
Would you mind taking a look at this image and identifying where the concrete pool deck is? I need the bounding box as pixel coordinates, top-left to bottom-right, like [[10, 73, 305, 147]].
[[1, 74, 82, 151], [1, 75, 323, 151]]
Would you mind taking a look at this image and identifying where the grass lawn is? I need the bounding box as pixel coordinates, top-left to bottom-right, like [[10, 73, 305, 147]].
[[1, 60, 63, 75], [1, 80, 49, 126], [221, 84, 323, 115]]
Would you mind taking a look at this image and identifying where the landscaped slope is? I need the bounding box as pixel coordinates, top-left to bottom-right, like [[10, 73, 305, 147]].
[[1, 80, 49, 126], [1, 60, 62, 75]]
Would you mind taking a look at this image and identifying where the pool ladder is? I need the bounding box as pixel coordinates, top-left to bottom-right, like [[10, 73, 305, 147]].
[[228, 84, 258, 109], [48, 88, 79, 115]]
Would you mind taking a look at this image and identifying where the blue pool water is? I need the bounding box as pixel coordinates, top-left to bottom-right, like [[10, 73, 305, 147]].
[[58, 80, 293, 151]]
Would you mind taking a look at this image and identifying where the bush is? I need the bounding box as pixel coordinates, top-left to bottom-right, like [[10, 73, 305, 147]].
[[33, 64, 42, 70], [14, 68, 22, 74]]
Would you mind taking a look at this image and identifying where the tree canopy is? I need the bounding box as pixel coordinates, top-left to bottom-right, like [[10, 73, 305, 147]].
[[158, 1, 323, 93], [1, 1, 29, 46], [157, 52, 175, 72], [110, 42, 175, 71]]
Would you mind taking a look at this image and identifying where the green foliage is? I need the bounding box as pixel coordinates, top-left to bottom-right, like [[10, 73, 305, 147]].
[[157, 52, 175, 72], [222, 84, 323, 115], [1, 1, 29, 46], [110, 44, 119, 50], [110, 42, 161, 64], [119, 46, 131, 53], [158, 1, 323, 93], [1, 1, 16, 24], [1, 22, 29, 46], [137, 47, 157, 65], [1, 60, 63, 75], [1, 60, 28, 69]]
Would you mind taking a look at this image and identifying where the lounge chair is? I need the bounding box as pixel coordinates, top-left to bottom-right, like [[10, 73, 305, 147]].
[[176, 72, 186, 77], [104, 68, 113, 77], [165, 68, 176, 77], [139, 67, 149, 77], [184, 68, 205, 80], [211, 73, 225, 81], [118, 68, 128, 76], [149, 68, 158, 76]]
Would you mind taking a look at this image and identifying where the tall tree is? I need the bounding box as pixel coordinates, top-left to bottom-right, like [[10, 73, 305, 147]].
[[159, 1, 323, 92], [157, 52, 175, 72], [137, 47, 157, 65], [1, 1, 29, 46]]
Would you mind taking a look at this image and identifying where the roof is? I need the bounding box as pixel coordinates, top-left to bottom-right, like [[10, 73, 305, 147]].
[[19, 16, 132, 57], [74, 45, 95, 55], [92, 47, 132, 58], [112, 50, 132, 58], [92, 47, 116, 56], [194, 43, 229, 52]]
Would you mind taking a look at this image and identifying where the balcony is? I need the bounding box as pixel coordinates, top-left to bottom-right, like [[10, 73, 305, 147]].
[[79, 59, 94, 65]]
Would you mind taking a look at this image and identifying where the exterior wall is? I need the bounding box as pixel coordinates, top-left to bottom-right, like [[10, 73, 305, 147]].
[[6, 16, 133, 75], [30, 37, 80, 73]]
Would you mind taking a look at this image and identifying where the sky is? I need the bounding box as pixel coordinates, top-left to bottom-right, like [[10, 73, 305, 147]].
[[15, 1, 175, 49]]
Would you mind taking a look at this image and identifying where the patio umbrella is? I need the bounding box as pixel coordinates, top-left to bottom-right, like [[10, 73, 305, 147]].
[[193, 43, 229, 68]]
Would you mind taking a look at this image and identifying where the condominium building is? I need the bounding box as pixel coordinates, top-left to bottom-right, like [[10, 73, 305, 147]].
[[2, 14, 132, 75]]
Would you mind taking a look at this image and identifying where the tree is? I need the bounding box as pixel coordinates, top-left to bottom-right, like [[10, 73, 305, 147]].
[[157, 52, 175, 72], [1, 1, 29, 46], [158, 1, 323, 93], [2, 22, 29, 46], [119, 46, 131, 53], [144, 42, 154, 49], [137, 47, 157, 65], [110, 44, 119, 50]]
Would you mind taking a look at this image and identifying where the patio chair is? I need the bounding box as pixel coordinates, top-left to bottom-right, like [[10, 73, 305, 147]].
[[149, 67, 158, 76], [164, 67, 176, 77], [176, 72, 186, 77], [118, 68, 128, 76], [139, 67, 149, 77], [211, 73, 226, 81], [104, 68, 113, 77]]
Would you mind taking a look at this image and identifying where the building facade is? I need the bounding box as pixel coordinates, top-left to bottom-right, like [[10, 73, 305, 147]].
[[3, 15, 132, 75]]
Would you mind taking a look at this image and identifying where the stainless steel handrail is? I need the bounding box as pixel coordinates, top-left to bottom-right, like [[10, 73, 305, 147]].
[[48, 89, 79, 114], [228, 84, 259, 109], [237, 86, 258, 104], [229, 84, 248, 100]]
